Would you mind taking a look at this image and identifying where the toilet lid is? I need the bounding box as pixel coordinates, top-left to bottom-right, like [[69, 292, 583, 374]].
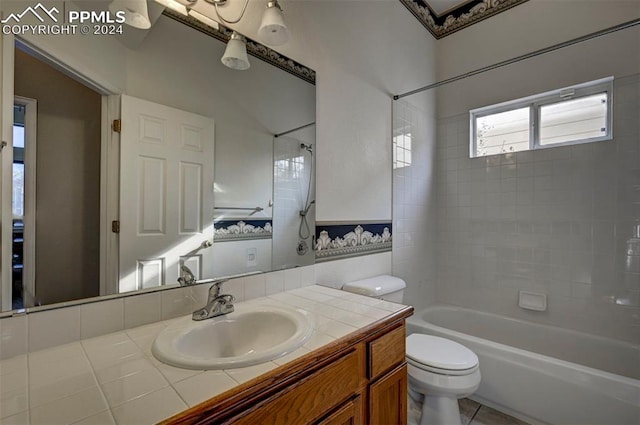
[[406, 334, 478, 371]]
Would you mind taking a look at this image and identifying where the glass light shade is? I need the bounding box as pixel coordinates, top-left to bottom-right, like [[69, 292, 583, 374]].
[[221, 33, 250, 70], [258, 1, 290, 46], [110, 0, 152, 29]]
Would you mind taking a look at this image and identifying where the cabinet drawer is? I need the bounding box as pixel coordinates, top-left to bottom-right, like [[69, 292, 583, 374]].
[[230, 347, 364, 425], [368, 324, 405, 380]]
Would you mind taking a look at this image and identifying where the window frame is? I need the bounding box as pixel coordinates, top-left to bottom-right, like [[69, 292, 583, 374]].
[[469, 77, 614, 158]]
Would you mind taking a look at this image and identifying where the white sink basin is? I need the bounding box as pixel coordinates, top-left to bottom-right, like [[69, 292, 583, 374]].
[[151, 304, 313, 370]]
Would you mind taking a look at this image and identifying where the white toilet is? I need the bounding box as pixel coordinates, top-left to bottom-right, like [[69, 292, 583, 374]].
[[341, 275, 481, 425]]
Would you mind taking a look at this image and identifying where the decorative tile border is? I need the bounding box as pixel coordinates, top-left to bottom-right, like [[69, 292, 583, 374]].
[[214, 219, 272, 242], [162, 9, 316, 85], [399, 0, 529, 39], [315, 222, 392, 262]]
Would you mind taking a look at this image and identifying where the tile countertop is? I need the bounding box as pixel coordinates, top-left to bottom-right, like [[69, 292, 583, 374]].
[[0, 285, 408, 425]]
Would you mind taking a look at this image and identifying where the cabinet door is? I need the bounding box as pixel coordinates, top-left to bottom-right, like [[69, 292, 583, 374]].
[[230, 348, 364, 425], [368, 325, 405, 380], [316, 396, 363, 425], [369, 364, 407, 425]]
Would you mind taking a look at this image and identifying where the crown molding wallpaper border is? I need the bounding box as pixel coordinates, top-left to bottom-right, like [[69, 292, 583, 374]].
[[399, 0, 529, 39], [214, 219, 272, 242]]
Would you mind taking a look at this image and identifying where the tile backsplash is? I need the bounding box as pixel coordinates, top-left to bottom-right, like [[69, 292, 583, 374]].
[[0, 252, 393, 360], [0, 266, 308, 360]]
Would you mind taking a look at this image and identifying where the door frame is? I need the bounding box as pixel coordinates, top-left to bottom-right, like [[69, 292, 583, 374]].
[[101, 95, 120, 296], [1, 34, 121, 308], [14, 95, 37, 304], [1, 32, 15, 311]]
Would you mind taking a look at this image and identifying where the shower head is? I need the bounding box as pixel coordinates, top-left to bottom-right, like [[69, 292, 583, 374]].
[[300, 199, 315, 217], [300, 143, 313, 153]]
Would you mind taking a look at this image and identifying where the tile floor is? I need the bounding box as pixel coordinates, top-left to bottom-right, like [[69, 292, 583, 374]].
[[460, 398, 530, 425]]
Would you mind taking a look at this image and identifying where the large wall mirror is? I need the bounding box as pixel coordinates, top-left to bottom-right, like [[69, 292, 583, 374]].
[[0, 0, 316, 313]]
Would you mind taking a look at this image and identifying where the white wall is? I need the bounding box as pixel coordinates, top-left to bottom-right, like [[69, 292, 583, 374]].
[[431, 2, 640, 343], [436, 0, 640, 82], [212, 239, 272, 277]]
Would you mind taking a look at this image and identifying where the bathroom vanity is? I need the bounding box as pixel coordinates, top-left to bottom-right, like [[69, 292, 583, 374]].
[[1, 285, 412, 424], [160, 296, 412, 425]]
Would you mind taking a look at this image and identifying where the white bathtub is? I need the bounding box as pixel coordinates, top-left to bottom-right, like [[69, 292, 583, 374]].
[[406, 305, 640, 425]]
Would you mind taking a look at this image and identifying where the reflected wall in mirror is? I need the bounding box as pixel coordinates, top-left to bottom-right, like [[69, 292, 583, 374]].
[[0, 1, 316, 313]]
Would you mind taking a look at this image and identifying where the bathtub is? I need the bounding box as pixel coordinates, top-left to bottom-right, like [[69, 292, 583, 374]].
[[406, 305, 640, 425]]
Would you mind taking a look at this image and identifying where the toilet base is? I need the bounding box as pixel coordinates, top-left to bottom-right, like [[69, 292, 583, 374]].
[[420, 395, 462, 425], [407, 392, 423, 425]]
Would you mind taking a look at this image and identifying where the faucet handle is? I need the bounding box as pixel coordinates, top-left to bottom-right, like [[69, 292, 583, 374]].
[[178, 265, 196, 286], [208, 279, 229, 298], [209, 283, 221, 298], [219, 294, 235, 304]]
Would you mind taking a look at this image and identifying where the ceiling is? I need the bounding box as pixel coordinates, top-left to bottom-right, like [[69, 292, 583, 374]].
[[399, 0, 530, 39]]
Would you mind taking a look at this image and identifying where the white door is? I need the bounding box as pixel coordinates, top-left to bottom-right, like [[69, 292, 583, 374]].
[[119, 95, 215, 293]]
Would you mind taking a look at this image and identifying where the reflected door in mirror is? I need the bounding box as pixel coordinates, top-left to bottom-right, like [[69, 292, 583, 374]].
[[119, 95, 215, 293]]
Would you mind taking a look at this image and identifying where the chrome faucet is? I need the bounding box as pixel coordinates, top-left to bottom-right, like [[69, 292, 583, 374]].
[[177, 265, 196, 286], [192, 279, 234, 321]]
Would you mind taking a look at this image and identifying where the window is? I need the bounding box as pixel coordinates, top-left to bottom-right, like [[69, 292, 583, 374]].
[[470, 77, 613, 158], [393, 130, 412, 169], [13, 105, 26, 218]]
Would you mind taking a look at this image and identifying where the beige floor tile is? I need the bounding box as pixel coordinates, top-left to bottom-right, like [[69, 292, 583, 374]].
[[459, 398, 481, 425], [470, 405, 530, 425]]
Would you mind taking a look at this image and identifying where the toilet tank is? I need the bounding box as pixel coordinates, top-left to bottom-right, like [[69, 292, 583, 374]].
[[342, 275, 406, 303]]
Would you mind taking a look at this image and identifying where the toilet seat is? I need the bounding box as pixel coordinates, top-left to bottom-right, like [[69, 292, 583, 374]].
[[406, 334, 479, 376], [407, 357, 478, 376]]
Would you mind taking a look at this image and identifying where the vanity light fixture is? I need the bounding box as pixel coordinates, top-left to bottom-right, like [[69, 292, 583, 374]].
[[110, 0, 152, 29], [204, 0, 290, 46], [258, 1, 289, 46], [152, 0, 290, 69], [204, 0, 249, 25], [221, 31, 250, 70]]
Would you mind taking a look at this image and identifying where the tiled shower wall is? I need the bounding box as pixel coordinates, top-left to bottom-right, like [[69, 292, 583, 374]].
[[392, 98, 438, 311], [272, 136, 315, 269], [435, 74, 640, 343]]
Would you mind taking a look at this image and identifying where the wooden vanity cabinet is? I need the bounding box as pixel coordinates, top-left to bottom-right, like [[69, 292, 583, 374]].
[[316, 395, 363, 425], [368, 325, 408, 425], [161, 306, 412, 425], [369, 364, 407, 425]]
